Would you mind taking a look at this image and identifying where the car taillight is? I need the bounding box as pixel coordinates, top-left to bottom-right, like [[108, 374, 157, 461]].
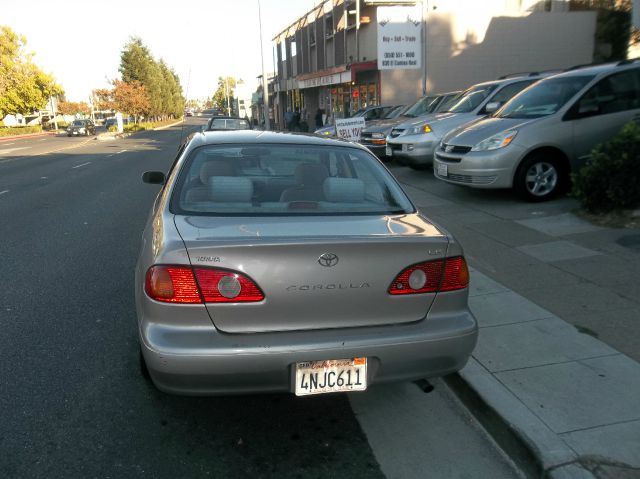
[[145, 266, 264, 303], [388, 256, 469, 295], [194, 268, 264, 302]]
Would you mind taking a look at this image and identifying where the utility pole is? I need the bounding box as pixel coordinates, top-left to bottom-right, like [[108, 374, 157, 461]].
[[421, 0, 427, 96], [258, 0, 270, 130], [49, 96, 58, 130], [224, 78, 231, 116]]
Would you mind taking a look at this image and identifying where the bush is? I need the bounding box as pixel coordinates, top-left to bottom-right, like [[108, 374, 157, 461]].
[[572, 122, 640, 213], [0, 125, 43, 137]]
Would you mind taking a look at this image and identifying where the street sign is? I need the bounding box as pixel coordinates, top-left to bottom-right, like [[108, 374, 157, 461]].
[[377, 6, 422, 70]]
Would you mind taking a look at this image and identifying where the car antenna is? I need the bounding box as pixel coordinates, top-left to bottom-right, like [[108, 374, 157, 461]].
[[178, 68, 191, 148]]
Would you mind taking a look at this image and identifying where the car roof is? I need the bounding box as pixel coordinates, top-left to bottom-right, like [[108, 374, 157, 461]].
[[209, 116, 246, 120], [188, 130, 368, 149], [547, 60, 640, 79]]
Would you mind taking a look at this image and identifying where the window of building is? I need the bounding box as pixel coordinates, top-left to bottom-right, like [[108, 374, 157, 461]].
[[280, 41, 286, 61], [324, 14, 334, 38], [291, 39, 297, 58], [309, 23, 316, 46]]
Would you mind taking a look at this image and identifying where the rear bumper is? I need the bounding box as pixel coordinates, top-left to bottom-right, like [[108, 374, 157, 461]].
[[139, 293, 478, 395]]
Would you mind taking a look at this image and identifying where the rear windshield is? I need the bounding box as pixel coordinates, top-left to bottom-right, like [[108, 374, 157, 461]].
[[446, 84, 499, 113], [171, 144, 414, 216], [209, 118, 250, 130], [72, 120, 85, 126]]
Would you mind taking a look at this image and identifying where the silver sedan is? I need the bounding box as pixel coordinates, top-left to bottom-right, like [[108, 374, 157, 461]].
[[136, 131, 477, 396]]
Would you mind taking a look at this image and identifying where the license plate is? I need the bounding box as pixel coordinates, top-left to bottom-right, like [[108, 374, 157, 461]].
[[437, 163, 448, 177], [385, 146, 392, 156], [295, 358, 367, 396]]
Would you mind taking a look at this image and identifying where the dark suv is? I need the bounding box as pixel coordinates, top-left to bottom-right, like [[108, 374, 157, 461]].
[[67, 119, 96, 136]]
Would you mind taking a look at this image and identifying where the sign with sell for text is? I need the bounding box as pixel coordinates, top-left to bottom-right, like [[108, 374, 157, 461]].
[[377, 6, 422, 70], [335, 117, 366, 141]]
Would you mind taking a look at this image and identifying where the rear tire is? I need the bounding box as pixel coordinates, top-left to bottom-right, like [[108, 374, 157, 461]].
[[515, 153, 565, 202]]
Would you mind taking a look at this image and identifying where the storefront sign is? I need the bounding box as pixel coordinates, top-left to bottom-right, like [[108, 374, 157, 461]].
[[298, 71, 351, 89], [335, 117, 366, 141], [377, 6, 422, 70]]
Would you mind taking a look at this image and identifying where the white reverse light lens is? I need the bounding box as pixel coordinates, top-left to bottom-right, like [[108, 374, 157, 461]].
[[408, 269, 427, 290], [218, 275, 241, 299]]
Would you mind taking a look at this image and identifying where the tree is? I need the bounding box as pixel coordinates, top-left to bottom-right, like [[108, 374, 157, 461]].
[[212, 77, 237, 114], [92, 88, 115, 111], [58, 101, 90, 116], [119, 37, 184, 120], [112, 79, 150, 122], [0, 26, 63, 117]]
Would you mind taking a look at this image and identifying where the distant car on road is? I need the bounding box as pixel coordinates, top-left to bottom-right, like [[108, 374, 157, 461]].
[[66, 119, 96, 136], [104, 117, 132, 130], [185, 110, 194, 117], [434, 60, 640, 201], [206, 116, 251, 131], [136, 130, 477, 395]]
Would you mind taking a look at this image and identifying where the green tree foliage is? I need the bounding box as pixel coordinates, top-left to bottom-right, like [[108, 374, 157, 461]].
[[0, 26, 63, 117], [119, 37, 184, 119], [212, 77, 237, 114], [572, 122, 640, 213]]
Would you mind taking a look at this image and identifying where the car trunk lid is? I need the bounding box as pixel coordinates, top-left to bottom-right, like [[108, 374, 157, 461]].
[[174, 214, 450, 333]]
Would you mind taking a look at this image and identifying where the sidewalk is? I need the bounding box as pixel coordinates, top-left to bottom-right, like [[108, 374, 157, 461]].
[[393, 168, 640, 479]]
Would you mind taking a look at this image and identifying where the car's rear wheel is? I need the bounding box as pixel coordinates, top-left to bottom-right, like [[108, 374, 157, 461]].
[[515, 153, 565, 202]]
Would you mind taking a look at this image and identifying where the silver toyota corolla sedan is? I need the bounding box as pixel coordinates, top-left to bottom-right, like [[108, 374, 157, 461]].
[[136, 130, 477, 396]]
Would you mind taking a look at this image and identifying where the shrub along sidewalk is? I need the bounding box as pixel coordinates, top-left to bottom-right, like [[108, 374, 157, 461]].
[[0, 125, 44, 137]]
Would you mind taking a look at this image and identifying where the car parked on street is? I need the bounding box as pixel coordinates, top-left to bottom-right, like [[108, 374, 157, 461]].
[[206, 116, 251, 131], [387, 75, 545, 169], [361, 91, 460, 160], [314, 104, 396, 137], [433, 60, 640, 201], [136, 130, 477, 395], [66, 119, 96, 136]]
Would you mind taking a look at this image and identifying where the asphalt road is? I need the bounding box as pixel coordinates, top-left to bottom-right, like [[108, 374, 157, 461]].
[[0, 119, 521, 478]]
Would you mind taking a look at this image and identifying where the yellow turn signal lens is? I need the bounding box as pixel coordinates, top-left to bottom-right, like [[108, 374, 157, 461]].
[[423, 124, 432, 133], [501, 132, 517, 147]]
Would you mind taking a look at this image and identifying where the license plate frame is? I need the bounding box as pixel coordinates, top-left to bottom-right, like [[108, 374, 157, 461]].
[[385, 145, 392, 157], [295, 358, 367, 396], [437, 163, 448, 177]]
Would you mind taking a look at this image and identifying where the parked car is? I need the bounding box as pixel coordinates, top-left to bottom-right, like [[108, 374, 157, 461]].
[[361, 91, 460, 160], [66, 119, 96, 136], [104, 117, 132, 130], [387, 75, 546, 169], [314, 105, 396, 137], [206, 116, 251, 130], [137, 131, 477, 395], [433, 60, 640, 201]]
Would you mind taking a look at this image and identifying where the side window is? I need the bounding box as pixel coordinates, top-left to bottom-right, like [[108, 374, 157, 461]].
[[574, 70, 640, 117], [482, 80, 535, 113]]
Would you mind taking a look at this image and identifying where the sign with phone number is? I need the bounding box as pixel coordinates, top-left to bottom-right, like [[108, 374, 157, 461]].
[[335, 117, 366, 141]]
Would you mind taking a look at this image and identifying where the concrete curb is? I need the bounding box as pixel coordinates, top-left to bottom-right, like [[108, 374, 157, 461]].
[[153, 119, 184, 130], [460, 269, 640, 479]]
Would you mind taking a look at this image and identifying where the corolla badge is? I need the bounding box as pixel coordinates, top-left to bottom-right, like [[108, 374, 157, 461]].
[[318, 253, 339, 267]]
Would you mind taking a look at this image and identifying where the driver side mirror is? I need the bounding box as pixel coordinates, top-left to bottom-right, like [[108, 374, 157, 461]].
[[142, 171, 165, 184], [484, 102, 501, 114]]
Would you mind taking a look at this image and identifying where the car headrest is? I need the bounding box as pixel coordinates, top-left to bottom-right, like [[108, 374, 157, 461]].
[[200, 159, 235, 184], [322, 178, 365, 203], [208, 177, 253, 202], [295, 163, 329, 186]]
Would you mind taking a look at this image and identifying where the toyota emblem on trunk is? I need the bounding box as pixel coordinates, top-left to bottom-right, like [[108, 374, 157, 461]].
[[318, 253, 339, 267]]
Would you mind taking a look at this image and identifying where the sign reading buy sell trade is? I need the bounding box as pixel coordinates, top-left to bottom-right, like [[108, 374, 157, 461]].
[[335, 117, 366, 141], [377, 6, 422, 70]]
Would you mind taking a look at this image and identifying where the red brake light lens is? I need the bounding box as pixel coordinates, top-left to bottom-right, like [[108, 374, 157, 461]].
[[194, 268, 264, 303], [145, 266, 201, 303], [145, 266, 264, 303], [389, 256, 469, 295]]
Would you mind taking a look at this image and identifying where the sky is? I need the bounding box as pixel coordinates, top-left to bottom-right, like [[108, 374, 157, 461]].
[[4, 0, 318, 102]]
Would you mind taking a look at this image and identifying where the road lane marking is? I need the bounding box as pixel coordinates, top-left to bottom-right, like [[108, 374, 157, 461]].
[[0, 146, 31, 155], [72, 162, 92, 169], [116, 149, 127, 154], [0, 190, 9, 196], [37, 138, 47, 142], [3, 142, 15, 146]]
